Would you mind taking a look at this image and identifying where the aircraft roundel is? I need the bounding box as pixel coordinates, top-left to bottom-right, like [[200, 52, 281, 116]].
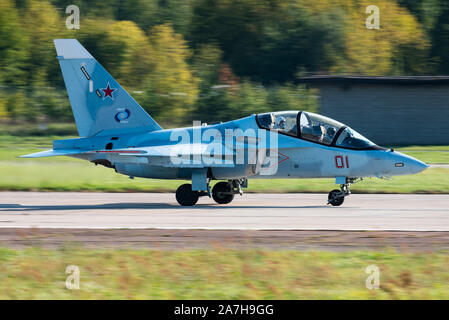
[[115, 109, 131, 122]]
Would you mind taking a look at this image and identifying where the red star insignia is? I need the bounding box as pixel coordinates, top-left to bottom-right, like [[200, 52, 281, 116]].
[[101, 82, 117, 100]]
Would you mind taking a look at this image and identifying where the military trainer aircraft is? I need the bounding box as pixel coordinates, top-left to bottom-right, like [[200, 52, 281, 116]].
[[22, 39, 428, 206]]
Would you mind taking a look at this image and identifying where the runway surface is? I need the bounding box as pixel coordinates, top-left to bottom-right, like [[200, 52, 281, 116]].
[[0, 192, 448, 231]]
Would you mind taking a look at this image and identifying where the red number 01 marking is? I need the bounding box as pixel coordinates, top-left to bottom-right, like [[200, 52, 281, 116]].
[[335, 155, 349, 168]]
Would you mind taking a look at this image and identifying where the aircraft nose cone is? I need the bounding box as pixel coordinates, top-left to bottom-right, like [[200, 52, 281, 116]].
[[408, 157, 429, 174], [394, 152, 429, 174]]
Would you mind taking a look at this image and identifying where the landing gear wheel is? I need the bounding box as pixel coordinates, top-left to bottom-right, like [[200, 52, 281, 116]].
[[328, 189, 345, 206], [212, 182, 235, 204], [176, 184, 199, 206]]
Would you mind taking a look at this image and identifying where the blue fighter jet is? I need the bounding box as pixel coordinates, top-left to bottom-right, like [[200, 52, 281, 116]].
[[22, 39, 428, 206]]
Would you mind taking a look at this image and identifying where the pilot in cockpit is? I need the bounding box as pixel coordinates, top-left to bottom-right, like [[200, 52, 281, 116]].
[[312, 124, 325, 142], [274, 116, 286, 130], [326, 126, 337, 142]]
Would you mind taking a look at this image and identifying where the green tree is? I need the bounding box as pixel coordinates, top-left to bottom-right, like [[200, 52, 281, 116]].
[[72, 18, 151, 88], [321, 0, 431, 75], [431, 1, 449, 74], [50, 0, 118, 20], [28, 89, 72, 121], [398, 0, 441, 32], [0, 93, 9, 120], [150, 0, 194, 36], [0, 0, 29, 86], [190, 0, 346, 83], [259, 2, 346, 82], [72, 18, 115, 68], [5, 91, 28, 121], [266, 84, 318, 114], [143, 24, 199, 124], [193, 43, 223, 92], [115, 0, 158, 30], [22, 0, 67, 86], [102, 21, 152, 88], [116, 0, 193, 35], [190, 0, 274, 81], [225, 81, 268, 119]]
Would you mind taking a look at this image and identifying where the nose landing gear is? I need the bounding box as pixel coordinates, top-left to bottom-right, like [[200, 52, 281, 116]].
[[212, 179, 247, 204], [327, 178, 360, 206], [328, 189, 345, 206]]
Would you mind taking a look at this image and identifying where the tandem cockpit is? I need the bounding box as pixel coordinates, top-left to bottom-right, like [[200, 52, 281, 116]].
[[256, 111, 380, 150]]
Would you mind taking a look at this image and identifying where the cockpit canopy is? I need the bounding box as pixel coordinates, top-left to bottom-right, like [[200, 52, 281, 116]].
[[256, 111, 376, 149]]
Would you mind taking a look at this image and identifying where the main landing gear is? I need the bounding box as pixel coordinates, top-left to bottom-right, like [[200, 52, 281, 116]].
[[175, 179, 247, 206], [327, 178, 360, 206], [175, 184, 201, 206], [212, 182, 234, 204]]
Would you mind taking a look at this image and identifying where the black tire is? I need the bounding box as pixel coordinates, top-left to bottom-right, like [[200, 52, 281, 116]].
[[176, 184, 199, 206], [212, 182, 235, 204], [328, 189, 345, 206]]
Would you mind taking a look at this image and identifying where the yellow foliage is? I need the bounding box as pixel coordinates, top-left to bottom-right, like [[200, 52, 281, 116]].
[[0, 0, 29, 86], [0, 99, 8, 120], [23, 0, 67, 84], [301, 0, 430, 75], [5, 92, 27, 120], [105, 21, 152, 88], [145, 24, 199, 121]]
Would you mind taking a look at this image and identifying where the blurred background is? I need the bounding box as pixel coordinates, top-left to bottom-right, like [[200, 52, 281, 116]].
[[2, 0, 449, 131]]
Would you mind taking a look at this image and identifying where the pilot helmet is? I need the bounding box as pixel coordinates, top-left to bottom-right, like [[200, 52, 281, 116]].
[[326, 126, 336, 138], [276, 116, 286, 129]]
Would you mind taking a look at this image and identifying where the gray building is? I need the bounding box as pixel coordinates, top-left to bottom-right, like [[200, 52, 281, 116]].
[[299, 76, 449, 145]]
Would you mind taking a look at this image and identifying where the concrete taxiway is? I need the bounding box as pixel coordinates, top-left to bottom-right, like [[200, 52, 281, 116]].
[[0, 192, 448, 231]]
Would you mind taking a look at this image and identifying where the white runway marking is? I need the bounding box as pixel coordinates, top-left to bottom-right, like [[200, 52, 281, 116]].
[[0, 192, 448, 231], [430, 164, 449, 168]]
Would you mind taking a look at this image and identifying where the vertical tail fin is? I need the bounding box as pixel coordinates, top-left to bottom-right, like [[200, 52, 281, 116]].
[[54, 39, 161, 137]]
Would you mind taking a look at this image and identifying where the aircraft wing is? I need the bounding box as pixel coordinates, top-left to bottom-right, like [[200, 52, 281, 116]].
[[20, 141, 258, 168], [105, 143, 236, 168], [19, 148, 147, 158]]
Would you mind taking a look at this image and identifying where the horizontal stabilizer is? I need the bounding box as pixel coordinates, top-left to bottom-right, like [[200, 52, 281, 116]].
[[20, 149, 86, 158]]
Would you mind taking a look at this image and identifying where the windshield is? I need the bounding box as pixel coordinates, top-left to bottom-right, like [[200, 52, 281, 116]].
[[257, 110, 378, 149], [257, 111, 298, 136], [299, 112, 344, 145], [335, 127, 375, 149]]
